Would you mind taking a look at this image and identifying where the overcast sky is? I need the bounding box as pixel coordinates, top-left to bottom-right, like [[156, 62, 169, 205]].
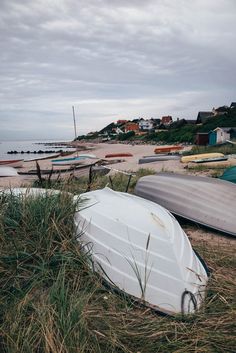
[[0, 0, 235, 140]]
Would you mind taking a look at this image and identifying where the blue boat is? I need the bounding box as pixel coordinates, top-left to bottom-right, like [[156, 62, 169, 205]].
[[219, 166, 236, 184], [52, 155, 96, 166]]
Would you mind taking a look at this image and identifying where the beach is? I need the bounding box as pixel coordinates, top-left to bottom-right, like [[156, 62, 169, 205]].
[[0, 142, 189, 188]]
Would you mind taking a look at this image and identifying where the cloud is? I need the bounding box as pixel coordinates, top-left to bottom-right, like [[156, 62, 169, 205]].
[[0, 0, 235, 139]]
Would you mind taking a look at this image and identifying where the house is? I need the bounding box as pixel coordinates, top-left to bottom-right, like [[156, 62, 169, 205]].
[[170, 118, 196, 129], [151, 118, 161, 127], [115, 126, 124, 134], [195, 133, 209, 146], [212, 106, 228, 115], [138, 119, 154, 131], [185, 119, 196, 124], [209, 127, 236, 145], [117, 120, 128, 125], [124, 122, 139, 133], [161, 115, 172, 125], [196, 111, 214, 124]]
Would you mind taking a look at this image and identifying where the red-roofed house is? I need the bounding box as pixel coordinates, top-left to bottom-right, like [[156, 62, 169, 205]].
[[161, 116, 173, 125], [124, 122, 139, 133]]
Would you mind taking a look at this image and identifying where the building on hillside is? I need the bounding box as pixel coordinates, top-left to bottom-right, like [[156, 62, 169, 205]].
[[117, 120, 128, 125], [185, 119, 196, 124], [230, 102, 236, 109], [171, 118, 196, 129], [138, 119, 154, 131], [115, 126, 124, 134], [212, 106, 228, 115], [209, 127, 236, 145], [124, 122, 139, 133], [161, 115, 172, 125], [196, 111, 214, 124], [195, 133, 209, 145], [151, 118, 161, 127]]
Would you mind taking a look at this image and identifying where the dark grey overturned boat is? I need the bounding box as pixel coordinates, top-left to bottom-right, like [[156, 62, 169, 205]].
[[138, 155, 180, 164], [135, 172, 236, 237]]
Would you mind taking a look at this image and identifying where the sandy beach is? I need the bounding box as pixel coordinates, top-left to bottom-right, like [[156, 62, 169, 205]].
[[0, 142, 189, 188]]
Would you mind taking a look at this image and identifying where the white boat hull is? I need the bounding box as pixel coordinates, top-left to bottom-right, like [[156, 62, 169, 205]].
[[0, 187, 208, 315], [0, 166, 18, 177], [75, 187, 208, 314]]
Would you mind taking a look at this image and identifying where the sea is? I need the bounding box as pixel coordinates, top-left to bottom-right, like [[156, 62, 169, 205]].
[[0, 139, 75, 160]]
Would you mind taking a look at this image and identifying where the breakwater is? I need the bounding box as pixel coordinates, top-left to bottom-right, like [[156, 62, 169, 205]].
[[7, 150, 63, 154]]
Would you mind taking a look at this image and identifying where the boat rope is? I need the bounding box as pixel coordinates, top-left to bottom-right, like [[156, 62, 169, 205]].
[[181, 290, 197, 315], [99, 165, 135, 176], [98, 165, 135, 192]]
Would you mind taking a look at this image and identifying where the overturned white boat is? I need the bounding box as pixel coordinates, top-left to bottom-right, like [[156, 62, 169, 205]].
[[0, 166, 18, 177], [135, 173, 236, 237], [0, 187, 208, 315], [75, 187, 208, 315]]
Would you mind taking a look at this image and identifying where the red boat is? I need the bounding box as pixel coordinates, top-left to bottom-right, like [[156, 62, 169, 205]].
[[0, 159, 24, 168], [105, 153, 133, 158], [154, 146, 183, 154]]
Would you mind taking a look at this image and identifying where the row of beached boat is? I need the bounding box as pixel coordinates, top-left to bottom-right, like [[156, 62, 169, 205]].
[[139, 151, 232, 165], [1, 170, 235, 316]]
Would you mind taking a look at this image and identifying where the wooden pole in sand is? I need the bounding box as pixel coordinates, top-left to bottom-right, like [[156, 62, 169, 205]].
[[72, 106, 77, 140], [72, 105, 78, 157]]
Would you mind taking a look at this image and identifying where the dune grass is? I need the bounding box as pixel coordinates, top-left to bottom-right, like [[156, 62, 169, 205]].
[[182, 144, 236, 156], [32, 167, 156, 195], [0, 181, 235, 352]]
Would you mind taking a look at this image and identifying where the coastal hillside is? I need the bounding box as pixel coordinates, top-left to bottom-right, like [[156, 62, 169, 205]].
[[77, 107, 236, 144]]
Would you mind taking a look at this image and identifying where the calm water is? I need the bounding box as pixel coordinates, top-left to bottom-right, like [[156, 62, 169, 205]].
[[0, 140, 75, 160]]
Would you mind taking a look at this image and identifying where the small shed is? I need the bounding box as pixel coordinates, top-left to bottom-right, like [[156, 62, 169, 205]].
[[214, 127, 230, 144], [209, 130, 217, 145], [208, 127, 236, 144], [195, 133, 209, 145]]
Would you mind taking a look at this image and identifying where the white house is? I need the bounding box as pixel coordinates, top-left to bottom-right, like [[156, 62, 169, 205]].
[[138, 119, 154, 130]]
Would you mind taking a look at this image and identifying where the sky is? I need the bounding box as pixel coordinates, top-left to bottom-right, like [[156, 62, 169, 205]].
[[0, 0, 235, 140]]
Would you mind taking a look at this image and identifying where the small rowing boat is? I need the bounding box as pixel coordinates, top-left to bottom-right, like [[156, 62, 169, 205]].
[[0, 166, 18, 177], [0, 159, 24, 168], [219, 166, 236, 184], [105, 153, 133, 158], [191, 156, 228, 164], [181, 153, 224, 163], [74, 187, 208, 315], [135, 172, 236, 237], [24, 153, 61, 162], [51, 155, 97, 166], [139, 155, 180, 164], [1, 187, 208, 315], [154, 146, 183, 154]]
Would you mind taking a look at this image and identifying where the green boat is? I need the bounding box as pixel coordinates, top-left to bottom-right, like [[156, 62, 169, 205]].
[[219, 166, 236, 184]]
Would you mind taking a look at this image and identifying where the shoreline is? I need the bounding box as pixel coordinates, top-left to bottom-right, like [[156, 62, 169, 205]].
[[0, 142, 202, 189]]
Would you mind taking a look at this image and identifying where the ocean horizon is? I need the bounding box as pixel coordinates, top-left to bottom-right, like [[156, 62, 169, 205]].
[[0, 139, 73, 160]]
